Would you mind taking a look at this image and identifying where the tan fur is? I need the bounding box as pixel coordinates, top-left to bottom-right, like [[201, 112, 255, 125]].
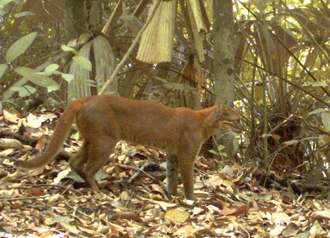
[[15, 95, 240, 200]]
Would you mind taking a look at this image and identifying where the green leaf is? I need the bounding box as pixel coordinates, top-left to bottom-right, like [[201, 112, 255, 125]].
[[15, 67, 36, 79], [36, 63, 60, 76], [209, 149, 219, 156], [61, 45, 74, 51], [219, 152, 227, 157], [302, 82, 312, 87], [94, 169, 108, 180], [61, 45, 78, 55], [10, 86, 36, 97], [308, 108, 327, 116], [262, 133, 281, 140], [217, 144, 225, 151], [47, 84, 60, 92], [0, 64, 8, 78], [209, 144, 226, 157], [44, 64, 59, 75], [15, 67, 60, 92], [6, 32, 37, 62], [282, 140, 299, 146], [66, 171, 85, 183], [16, 12, 35, 18], [321, 112, 330, 131], [61, 73, 75, 83], [73, 55, 92, 71], [312, 81, 327, 87]]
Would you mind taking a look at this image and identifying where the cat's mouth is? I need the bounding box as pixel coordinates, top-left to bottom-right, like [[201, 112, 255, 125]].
[[219, 120, 242, 133]]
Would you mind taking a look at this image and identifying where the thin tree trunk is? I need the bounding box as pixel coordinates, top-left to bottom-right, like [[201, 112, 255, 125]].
[[64, 0, 86, 42], [213, 0, 237, 161], [213, 0, 235, 104]]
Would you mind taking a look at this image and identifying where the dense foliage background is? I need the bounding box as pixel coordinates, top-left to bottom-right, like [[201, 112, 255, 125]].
[[1, 0, 330, 236]]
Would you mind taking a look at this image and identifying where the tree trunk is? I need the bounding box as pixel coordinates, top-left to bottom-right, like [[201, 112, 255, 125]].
[[213, 0, 237, 161], [64, 0, 86, 42]]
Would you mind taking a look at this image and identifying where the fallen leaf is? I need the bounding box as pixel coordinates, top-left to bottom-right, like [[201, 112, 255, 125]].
[[35, 135, 46, 151], [110, 212, 142, 222], [65, 170, 85, 183], [165, 208, 189, 223], [3, 110, 20, 123], [251, 199, 261, 211], [96, 225, 110, 234], [310, 210, 330, 221], [271, 212, 291, 225], [58, 222, 80, 234], [220, 165, 235, 177], [0, 138, 24, 149], [173, 224, 196, 236], [54, 168, 71, 184], [220, 207, 236, 216], [0, 170, 25, 182], [151, 184, 166, 196], [269, 224, 285, 237], [109, 222, 126, 232], [139, 196, 177, 210], [295, 231, 310, 238], [192, 206, 205, 216], [28, 189, 46, 197], [0, 148, 15, 156], [310, 220, 326, 236], [282, 222, 299, 236], [120, 191, 131, 200], [39, 230, 56, 238], [234, 204, 249, 217], [26, 113, 43, 128]]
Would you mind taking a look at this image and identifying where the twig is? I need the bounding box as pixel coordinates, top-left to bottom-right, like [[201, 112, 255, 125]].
[[120, 163, 157, 182], [121, 163, 168, 193]]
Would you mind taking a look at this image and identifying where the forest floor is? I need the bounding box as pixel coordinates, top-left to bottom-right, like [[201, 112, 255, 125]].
[[0, 109, 330, 238]]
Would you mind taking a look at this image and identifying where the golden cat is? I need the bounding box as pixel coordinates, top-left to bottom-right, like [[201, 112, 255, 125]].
[[15, 95, 241, 200]]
